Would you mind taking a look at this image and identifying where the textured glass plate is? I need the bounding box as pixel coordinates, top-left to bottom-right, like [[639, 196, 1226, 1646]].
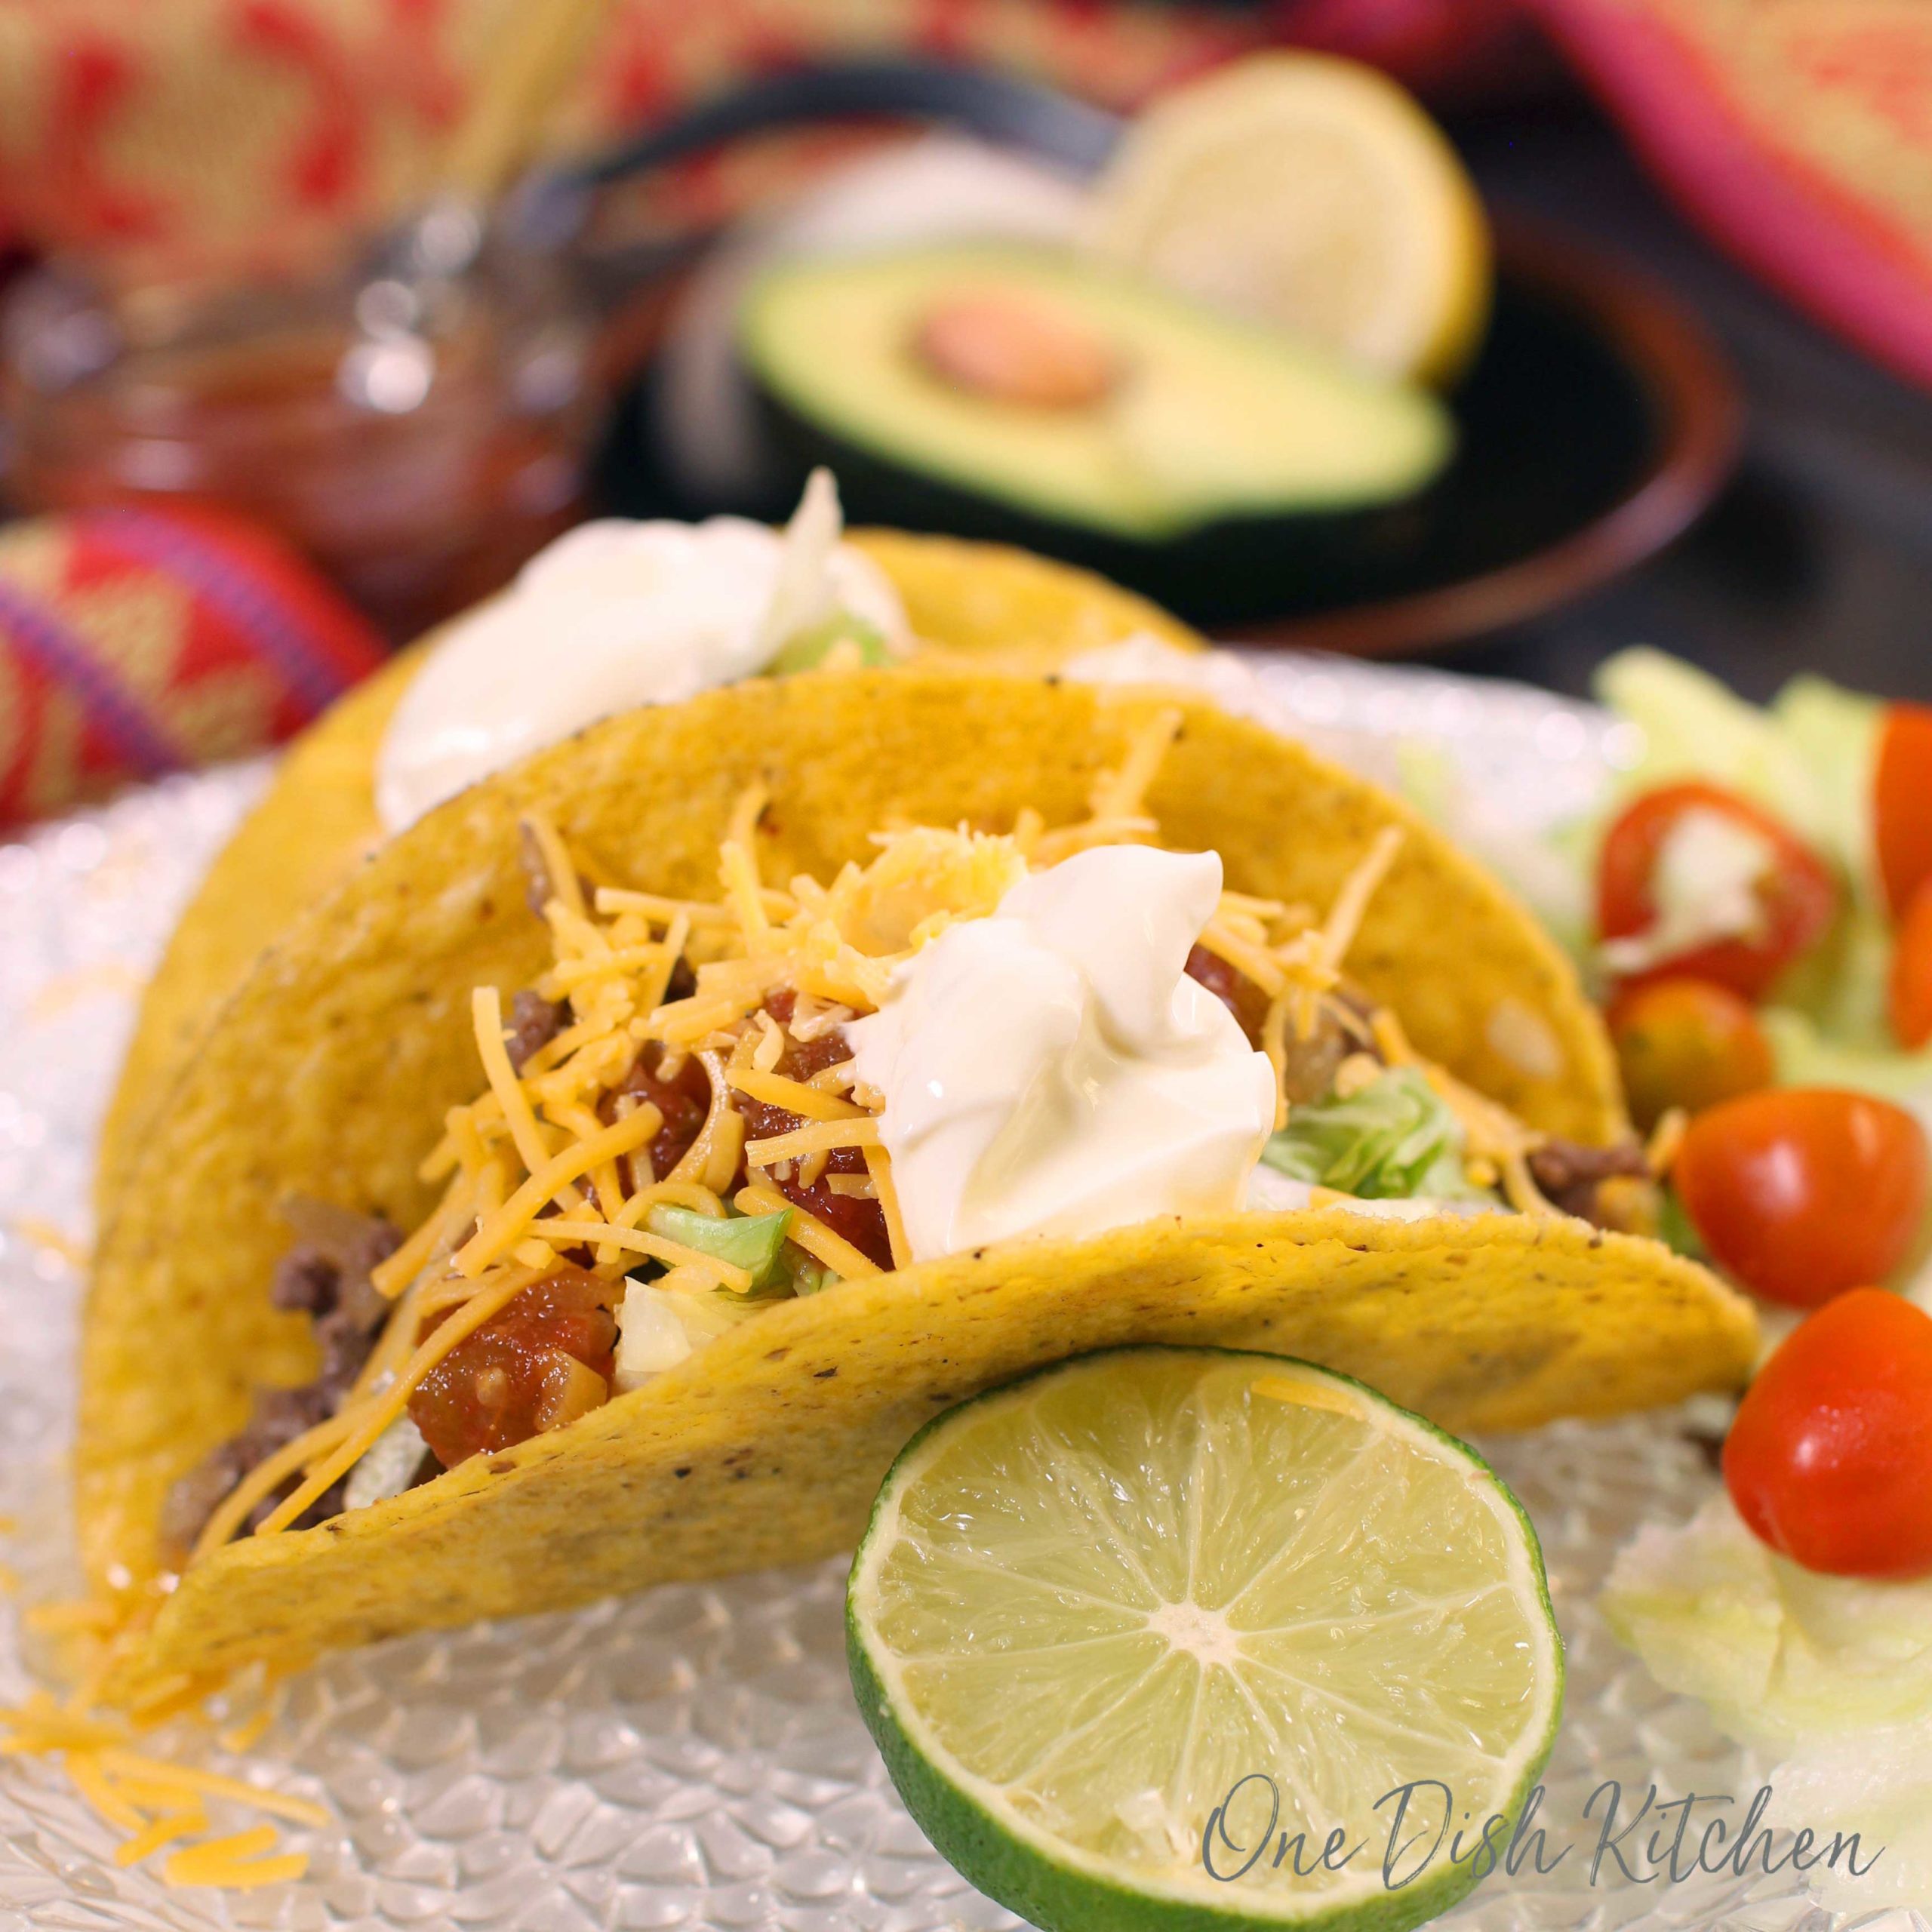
[[0, 660, 1916, 1932]]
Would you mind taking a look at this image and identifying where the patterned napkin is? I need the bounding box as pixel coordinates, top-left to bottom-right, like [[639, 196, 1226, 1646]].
[[1527, 0, 1932, 389], [0, 504, 383, 829]]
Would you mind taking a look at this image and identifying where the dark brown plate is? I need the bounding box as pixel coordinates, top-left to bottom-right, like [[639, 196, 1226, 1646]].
[[1243, 217, 1742, 655]]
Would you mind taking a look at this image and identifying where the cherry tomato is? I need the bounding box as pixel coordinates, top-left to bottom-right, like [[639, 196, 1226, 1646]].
[[1894, 879, 1932, 1051], [1875, 702, 1932, 919], [1608, 977, 1774, 1130], [1672, 1088, 1929, 1306], [1724, 1288, 1932, 1579], [1597, 781, 1838, 1000]]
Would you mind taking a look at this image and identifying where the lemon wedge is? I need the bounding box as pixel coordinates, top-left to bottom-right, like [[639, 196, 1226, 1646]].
[[1088, 52, 1492, 385]]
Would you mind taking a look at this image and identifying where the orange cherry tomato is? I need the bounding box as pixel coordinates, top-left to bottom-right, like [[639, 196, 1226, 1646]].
[[1894, 879, 1932, 1051], [1724, 1288, 1932, 1579], [1596, 781, 1838, 1001], [1608, 977, 1774, 1131], [1673, 1088, 1929, 1307], [1875, 702, 1932, 919]]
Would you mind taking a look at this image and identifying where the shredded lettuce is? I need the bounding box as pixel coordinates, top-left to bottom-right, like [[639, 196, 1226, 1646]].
[[1655, 1186, 1707, 1262], [1769, 1724, 1932, 1910], [614, 1277, 766, 1390], [1605, 1493, 1932, 1909], [1602, 1492, 1932, 1749], [1594, 649, 1837, 840], [342, 1412, 430, 1512], [768, 612, 894, 675], [1772, 673, 1885, 892], [1761, 1008, 1932, 1118], [788, 1254, 838, 1296], [1260, 1067, 1488, 1203], [643, 1204, 794, 1294]]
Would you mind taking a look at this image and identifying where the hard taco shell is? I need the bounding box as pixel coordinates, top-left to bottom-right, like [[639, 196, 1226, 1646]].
[[82, 669, 1753, 1698]]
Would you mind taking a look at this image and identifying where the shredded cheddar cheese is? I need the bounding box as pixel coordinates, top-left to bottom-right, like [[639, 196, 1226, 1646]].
[[0, 1688, 319, 1887], [863, 1146, 911, 1270], [1646, 1106, 1688, 1177], [174, 752, 1486, 1589], [523, 811, 586, 921], [743, 1117, 882, 1165]]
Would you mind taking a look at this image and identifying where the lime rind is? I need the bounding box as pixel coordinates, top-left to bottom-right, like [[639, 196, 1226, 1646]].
[[848, 1346, 1562, 1932]]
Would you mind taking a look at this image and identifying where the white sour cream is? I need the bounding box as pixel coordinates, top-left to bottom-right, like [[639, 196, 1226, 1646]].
[[374, 473, 909, 832], [848, 845, 1276, 1261], [1598, 805, 1774, 975]]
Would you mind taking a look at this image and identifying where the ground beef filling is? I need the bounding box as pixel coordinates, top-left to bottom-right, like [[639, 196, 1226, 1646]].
[[506, 989, 565, 1072], [160, 1212, 401, 1554], [1529, 1137, 1659, 1234]]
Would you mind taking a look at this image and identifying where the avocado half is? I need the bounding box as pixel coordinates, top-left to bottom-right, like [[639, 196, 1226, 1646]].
[[735, 242, 1455, 623]]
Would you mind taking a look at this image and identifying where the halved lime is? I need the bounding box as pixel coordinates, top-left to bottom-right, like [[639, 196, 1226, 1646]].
[[848, 1347, 1561, 1932]]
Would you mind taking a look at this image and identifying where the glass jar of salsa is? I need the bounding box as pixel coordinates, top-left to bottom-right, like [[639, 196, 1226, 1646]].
[[0, 242, 595, 640]]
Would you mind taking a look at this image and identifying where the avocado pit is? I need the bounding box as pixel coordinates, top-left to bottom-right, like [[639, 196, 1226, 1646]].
[[912, 288, 1119, 410]]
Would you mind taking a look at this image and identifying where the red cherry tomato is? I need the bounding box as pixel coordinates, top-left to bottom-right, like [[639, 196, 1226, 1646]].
[[1608, 977, 1774, 1131], [1875, 702, 1932, 919], [1894, 879, 1932, 1051], [1673, 1088, 1929, 1307], [1724, 1288, 1932, 1579], [1596, 782, 1838, 1001]]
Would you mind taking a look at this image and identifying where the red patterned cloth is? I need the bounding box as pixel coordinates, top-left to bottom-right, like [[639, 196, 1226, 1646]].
[[0, 0, 1236, 283], [1524, 0, 1932, 390], [0, 1, 1530, 285], [0, 505, 384, 828]]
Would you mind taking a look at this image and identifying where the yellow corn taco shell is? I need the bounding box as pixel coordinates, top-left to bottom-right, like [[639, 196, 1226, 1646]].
[[96, 534, 1201, 1211], [82, 670, 1754, 1698]]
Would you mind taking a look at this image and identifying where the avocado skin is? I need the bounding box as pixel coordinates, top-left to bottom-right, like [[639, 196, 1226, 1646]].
[[754, 390, 1442, 629]]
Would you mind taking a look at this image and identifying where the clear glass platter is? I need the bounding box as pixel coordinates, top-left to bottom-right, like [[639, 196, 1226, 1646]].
[[0, 657, 1917, 1932]]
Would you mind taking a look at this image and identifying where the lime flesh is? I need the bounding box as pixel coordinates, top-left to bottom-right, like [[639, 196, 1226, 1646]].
[[848, 1347, 1561, 1932]]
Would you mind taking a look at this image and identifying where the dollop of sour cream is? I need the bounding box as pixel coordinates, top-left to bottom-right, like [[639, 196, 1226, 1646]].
[[374, 472, 908, 832], [848, 845, 1276, 1262]]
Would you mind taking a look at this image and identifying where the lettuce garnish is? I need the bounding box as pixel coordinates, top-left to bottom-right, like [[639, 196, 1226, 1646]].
[[1260, 1066, 1490, 1204]]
